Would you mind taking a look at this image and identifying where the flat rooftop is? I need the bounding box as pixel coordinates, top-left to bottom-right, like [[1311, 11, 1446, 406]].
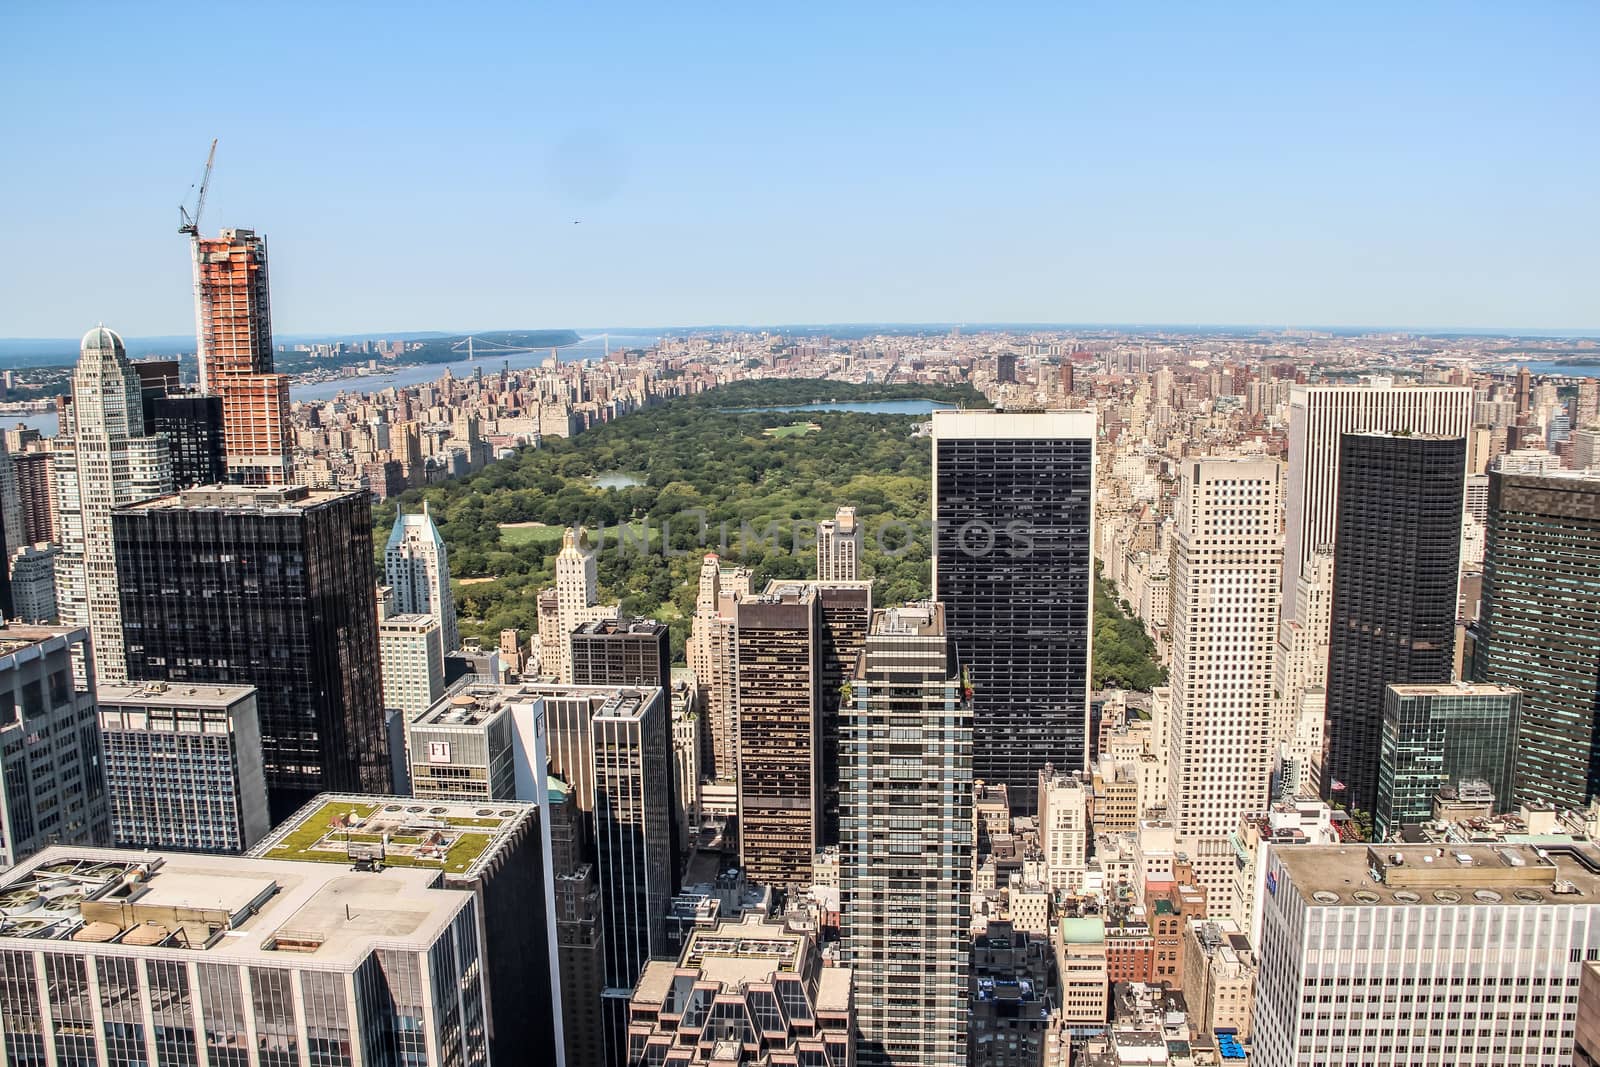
[[247, 793, 534, 882], [1385, 681, 1520, 698], [0, 848, 467, 966], [120, 485, 357, 512], [870, 602, 945, 637], [682, 916, 811, 989], [1275, 842, 1600, 907], [0, 624, 86, 660], [97, 681, 256, 709]]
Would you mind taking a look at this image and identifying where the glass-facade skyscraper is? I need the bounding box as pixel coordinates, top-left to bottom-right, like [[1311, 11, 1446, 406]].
[[1323, 432, 1465, 820], [932, 409, 1095, 813], [1474, 470, 1600, 810], [113, 485, 390, 821], [1375, 682, 1521, 838]]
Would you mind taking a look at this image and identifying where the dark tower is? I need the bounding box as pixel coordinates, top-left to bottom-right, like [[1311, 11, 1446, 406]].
[[1473, 470, 1600, 810], [113, 485, 388, 821], [932, 410, 1095, 814], [1322, 432, 1465, 819]]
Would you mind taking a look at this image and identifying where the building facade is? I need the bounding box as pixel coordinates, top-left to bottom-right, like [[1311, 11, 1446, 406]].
[[1167, 459, 1283, 868], [570, 618, 671, 695], [0, 847, 489, 1067], [817, 504, 863, 582], [625, 914, 855, 1066], [1474, 470, 1600, 810], [385, 504, 460, 653], [1323, 433, 1465, 819], [0, 624, 108, 866], [192, 227, 292, 485], [1282, 381, 1473, 599], [841, 603, 973, 1067], [735, 583, 822, 888], [97, 680, 270, 854], [932, 410, 1095, 813], [114, 485, 389, 822], [1253, 843, 1600, 1066], [7, 544, 58, 624], [53, 327, 172, 682], [379, 612, 446, 720], [1374, 682, 1520, 838]]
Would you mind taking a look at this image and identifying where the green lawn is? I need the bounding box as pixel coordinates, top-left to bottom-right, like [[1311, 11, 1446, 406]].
[[764, 421, 819, 438], [497, 522, 567, 548], [267, 801, 380, 859]]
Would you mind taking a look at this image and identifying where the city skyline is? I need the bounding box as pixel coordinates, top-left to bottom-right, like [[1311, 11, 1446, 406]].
[[3, 5, 1598, 337]]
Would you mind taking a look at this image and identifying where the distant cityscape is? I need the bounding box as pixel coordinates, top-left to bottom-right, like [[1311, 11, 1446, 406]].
[[7, 190, 1600, 1067]]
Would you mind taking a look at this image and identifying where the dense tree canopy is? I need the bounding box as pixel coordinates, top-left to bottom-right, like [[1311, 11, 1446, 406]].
[[1092, 565, 1168, 692], [374, 378, 1166, 689], [374, 380, 983, 661]]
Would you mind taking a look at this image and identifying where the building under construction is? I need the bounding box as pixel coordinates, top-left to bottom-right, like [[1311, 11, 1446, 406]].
[[193, 227, 291, 485]]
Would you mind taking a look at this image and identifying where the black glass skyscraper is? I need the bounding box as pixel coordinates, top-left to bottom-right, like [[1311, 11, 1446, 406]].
[[1473, 470, 1600, 810], [932, 410, 1095, 814], [113, 485, 389, 821], [147, 394, 226, 488], [1323, 432, 1465, 819]]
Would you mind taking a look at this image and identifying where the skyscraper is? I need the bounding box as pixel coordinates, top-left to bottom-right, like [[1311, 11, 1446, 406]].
[[114, 485, 390, 821], [570, 617, 671, 695], [1323, 433, 1465, 819], [385, 503, 460, 652], [11, 450, 55, 546], [816, 581, 872, 846], [1167, 459, 1283, 906], [378, 612, 446, 719], [1474, 470, 1600, 810], [547, 527, 618, 682], [685, 553, 749, 781], [1374, 682, 1520, 839], [841, 603, 972, 1067], [97, 680, 270, 853], [0, 623, 109, 865], [0, 847, 492, 1067], [736, 582, 822, 887], [1282, 380, 1472, 598], [817, 504, 863, 581], [592, 687, 673, 1063], [192, 227, 291, 485], [932, 409, 1095, 813], [52, 327, 172, 681], [145, 392, 227, 487]]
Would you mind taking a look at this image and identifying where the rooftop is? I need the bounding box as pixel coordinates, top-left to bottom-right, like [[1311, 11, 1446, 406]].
[[247, 793, 534, 882], [97, 680, 256, 710], [870, 601, 945, 637], [0, 848, 468, 966], [1274, 843, 1600, 907], [1386, 681, 1521, 698], [120, 485, 359, 512], [0, 623, 88, 661]]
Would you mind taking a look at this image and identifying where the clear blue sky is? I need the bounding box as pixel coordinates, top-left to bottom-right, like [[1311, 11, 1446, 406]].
[[2, 2, 1596, 336]]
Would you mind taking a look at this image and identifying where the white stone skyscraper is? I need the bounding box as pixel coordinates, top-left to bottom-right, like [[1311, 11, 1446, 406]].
[[547, 527, 616, 683], [384, 502, 459, 652], [817, 504, 862, 581], [841, 603, 972, 1067], [1167, 458, 1282, 911], [53, 327, 171, 681]]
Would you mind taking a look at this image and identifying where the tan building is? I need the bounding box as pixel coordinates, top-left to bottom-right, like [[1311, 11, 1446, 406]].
[[1181, 919, 1256, 1040], [626, 913, 854, 1065], [1057, 917, 1111, 1026], [1576, 960, 1600, 1067]]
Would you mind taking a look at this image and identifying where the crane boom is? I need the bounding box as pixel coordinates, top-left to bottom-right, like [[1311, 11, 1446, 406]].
[[178, 139, 218, 236]]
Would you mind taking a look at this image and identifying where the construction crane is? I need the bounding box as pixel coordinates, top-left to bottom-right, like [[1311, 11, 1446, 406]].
[[180, 140, 218, 393], [178, 139, 218, 236]]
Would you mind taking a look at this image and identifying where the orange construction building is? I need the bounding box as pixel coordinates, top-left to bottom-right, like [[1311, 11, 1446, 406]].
[[193, 227, 290, 484]]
